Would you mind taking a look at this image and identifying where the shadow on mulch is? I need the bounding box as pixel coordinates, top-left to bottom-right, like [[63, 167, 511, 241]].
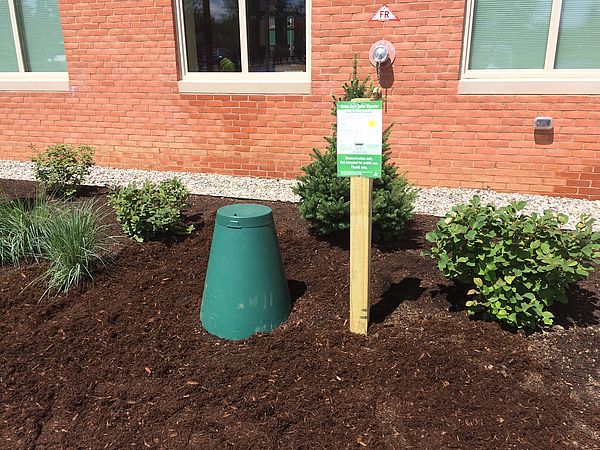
[[552, 285, 600, 329], [287, 279, 307, 306], [371, 277, 426, 324], [430, 282, 470, 313], [431, 281, 600, 331], [159, 229, 205, 246], [77, 185, 109, 198], [430, 282, 525, 334], [313, 219, 426, 253]]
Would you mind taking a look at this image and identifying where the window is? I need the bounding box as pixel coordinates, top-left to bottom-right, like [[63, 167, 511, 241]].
[[0, 0, 68, 91], [459, 0, 600, 94], [175, 0, 310, 94]]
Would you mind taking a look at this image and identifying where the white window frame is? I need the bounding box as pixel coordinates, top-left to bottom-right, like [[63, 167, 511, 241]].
[[174, 0, 311, 94], [0, 0, 69, 91], [459, 0, 600, 95]]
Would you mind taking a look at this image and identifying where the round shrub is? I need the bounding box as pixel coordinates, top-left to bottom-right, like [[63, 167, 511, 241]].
[[108, 178, 193, 242], [425, 196, 600, 329], [30, 144, 94, 197]]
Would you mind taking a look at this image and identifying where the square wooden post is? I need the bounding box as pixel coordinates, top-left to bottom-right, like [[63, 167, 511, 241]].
[[349, 176, 373, 335]]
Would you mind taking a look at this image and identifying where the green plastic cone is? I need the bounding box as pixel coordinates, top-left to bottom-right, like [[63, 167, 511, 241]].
[[200, 204, 291, 340]]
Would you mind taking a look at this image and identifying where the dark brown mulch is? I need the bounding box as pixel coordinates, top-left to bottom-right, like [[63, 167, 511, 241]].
[[1, 179, 599, 449]]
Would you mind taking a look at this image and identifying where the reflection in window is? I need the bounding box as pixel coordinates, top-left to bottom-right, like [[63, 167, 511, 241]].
[[0, 0, 19, 72], [182, 0, 242, 72], [555, 0, 600, 69], [0, 0, 67, 73], [246, 0, 306, 72], [17, 0, 67, 72], [469, 0, 552, 70], [466, 0, 600, 72], [180, 0, 306, 74]]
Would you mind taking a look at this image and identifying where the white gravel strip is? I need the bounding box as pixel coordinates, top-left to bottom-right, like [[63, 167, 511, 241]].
[[1, 160, 598, 230], [413, 187, 600, 231]]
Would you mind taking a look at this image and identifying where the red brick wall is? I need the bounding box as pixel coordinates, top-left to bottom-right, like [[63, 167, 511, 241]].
[[1, 0, 599, 199]]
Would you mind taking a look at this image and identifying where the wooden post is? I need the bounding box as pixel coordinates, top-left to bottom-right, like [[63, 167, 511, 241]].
[[349, 176, 373, 335]]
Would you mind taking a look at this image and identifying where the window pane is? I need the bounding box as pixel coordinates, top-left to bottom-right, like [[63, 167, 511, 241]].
[[16, 0, 67, 72], [0, 0, 19, 72], [555, 0, 600, 69], [182, 0, 241, 72], [469, 0, 552, 69], [246, 0, 306, 72]]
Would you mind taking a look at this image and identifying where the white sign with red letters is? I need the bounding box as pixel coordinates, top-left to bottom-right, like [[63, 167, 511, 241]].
[[371, 5, 398, 22], [370, 5, 398, 22]]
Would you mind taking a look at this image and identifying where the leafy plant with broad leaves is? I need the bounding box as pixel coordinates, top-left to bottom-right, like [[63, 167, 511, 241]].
[[425, 196, 600, 329], [294, 55, 418, 242], [30, 144, 94, 197], [108, 178, 193, 242]]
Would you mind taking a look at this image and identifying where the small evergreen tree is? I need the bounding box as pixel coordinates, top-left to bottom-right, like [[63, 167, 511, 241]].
[[294, 57, 418, 242]]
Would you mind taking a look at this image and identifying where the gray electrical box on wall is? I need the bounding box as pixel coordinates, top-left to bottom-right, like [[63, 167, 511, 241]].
[[534, 117, 553, 130]]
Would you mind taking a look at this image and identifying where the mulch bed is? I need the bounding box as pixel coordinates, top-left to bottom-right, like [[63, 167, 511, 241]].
[[1, 179, 599, 449]]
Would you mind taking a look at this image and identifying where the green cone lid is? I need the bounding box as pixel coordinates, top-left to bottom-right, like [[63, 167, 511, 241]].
[[216, 204, 273, 228], [201, 203, 291, 340]]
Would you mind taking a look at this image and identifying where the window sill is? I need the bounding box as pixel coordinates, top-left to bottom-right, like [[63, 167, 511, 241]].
[[0, 77, 70, 92], [458, 78, 600, 95], [178, 79, 311, 95]]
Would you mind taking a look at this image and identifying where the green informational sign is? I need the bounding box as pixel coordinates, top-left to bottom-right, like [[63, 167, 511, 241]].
[[337, 101, 383, 178]]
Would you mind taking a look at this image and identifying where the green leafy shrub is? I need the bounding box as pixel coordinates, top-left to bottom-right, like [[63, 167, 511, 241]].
[[425, 196, 600, 329], [294, 56, 418, 242], [0, 193, 114, 294], [30, 144, 94, 197], [108, 178, 193, 242]]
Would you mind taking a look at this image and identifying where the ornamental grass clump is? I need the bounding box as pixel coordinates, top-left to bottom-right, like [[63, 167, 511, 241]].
[[425, 196, 600, 329], [40, 200, 114, 294], [31, 143, 94, 197], [108, 178, 193, 242], [0, 195, 51, 265], [0, 193, 114, 294], [294, 56, 418, 242]]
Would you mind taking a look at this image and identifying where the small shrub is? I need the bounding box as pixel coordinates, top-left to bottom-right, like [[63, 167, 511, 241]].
[[30, 143, 94, 197], [425, 196, 600, 329], [294, 56, 418, 242], [108, 178, 193, 242]]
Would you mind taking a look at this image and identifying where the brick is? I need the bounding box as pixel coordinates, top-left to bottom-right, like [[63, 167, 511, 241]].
[[0, 1, 598, 199]]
